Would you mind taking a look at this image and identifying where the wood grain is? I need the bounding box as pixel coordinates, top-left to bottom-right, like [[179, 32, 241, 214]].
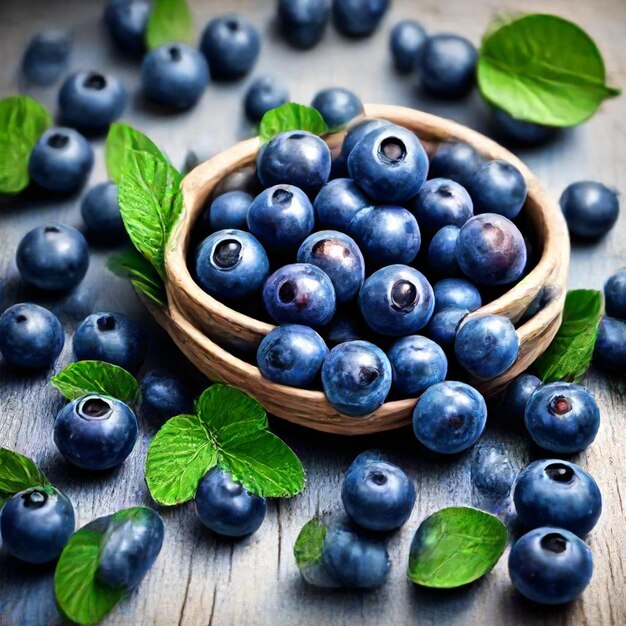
[[0, 0, 625, 625]]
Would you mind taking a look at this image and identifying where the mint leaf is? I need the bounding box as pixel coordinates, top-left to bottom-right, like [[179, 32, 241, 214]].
[[105, 123, 163, 185], [51, 360, 140, 405], [534, 289, 603, 383], [0, 448, 49, 507], [0, 96, 52, 193], [259, 103, 328, 142], [145, 414, 218, 505], [478, 14, 621, 127], [408, 507, 507, 588], [293, 516, 341, 587], [107, 249, 166, 307], [146, 0, 194, 50]]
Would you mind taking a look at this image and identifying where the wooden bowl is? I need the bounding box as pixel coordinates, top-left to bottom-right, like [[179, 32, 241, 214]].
[[156, 104, 569, 434]]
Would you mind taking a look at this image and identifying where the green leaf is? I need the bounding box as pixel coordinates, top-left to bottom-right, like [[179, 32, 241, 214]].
[[294, 517, 327, 569], [107, 249, 166, 307], [51, 360, 140, 405], [145, 414, 218, 505], [105, 123, 164, 184], [0, 96, 52, 193], [146, 0, 194, 50], [408, 507, 507, 588], [259, 103, 328, 143], [0, 448, 49, 507], [534, 289, 603, 383], [478, 14, 621, 127]]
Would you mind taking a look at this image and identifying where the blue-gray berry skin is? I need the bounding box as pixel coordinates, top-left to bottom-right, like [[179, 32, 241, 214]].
[[278, 0, 331, 49], [427, 225, 461, 277], [244, 75, 289, 123], [332, 0, 390, 38], [28, 128, 94, 192], [257, 130, 331, 194], [0, 303, 64, 369], [104, 0, 150, 56], [17, 224, 89, 292], [313, 178, 371, 231], [194, 467, 266, 537], [324, 313, 364, 348], [491, 108, 554, 145], [412, 381, 487, 454], [389, 20, 427, 73], [524, 382, 600, 454], [297, 231, 365, 303], [97, 508, 165, 590], [594, 316, 626, 370], [195, 229, 270, 301], [140, 372, 194, 421], [311, 87, 363, 128], [81, 182, 125, 241], [388, 335, 447, 396], [412, 178, 473, 234], [54, 395, 138, 471], [203, 191, 253, 232], [508, 527, 593, 604], [604, 267, 626, 318], [425, 307, 468, 351], [22, 29, 72, 85], [333, 118, 391, 176], [455, 315, 519, 378], [322, 340, 392, 416], [469, 160, 527, 220], [73, 311, 146, 373], [428, 141, 483, 187], [141, 44, 209, 111], [513, 459, 602, 537], [200, 14, 260, 80], [501, 374, 541, 422], [419, 34, 477, 98], [433, 278, 481, 312], [560, 181, 619, 239]]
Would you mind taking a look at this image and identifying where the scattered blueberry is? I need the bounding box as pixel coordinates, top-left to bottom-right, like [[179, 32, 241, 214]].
[[470, 443, 517, 514], [594, 316, 626, 370], [311, 87, 363, 128], [203, 191, 253, 233], [501, 374, 541, 422], [140, 372, 194, 421], [491, 108, 554, 145], [333, 118, 390, 176], [412, 177, 473, 234], [427, 225, 461, 277], [81, 181, 126, 241], [604, 267, 626, 318], [278, 0, 331, 49], [332, 0, 390, 38], [103, 0, 150, 56], [22, 30, 72, 85], [244, 75, 289, 123], [428, 141, 483, 187], [389, 20, 427, 73], [388, 335, 447, 396], [560, 181, 619, 239], [433, 278, 481, 312], [314, 178, 371, 231], [424, 307, 468, 350], [469, 160, 527, 220]]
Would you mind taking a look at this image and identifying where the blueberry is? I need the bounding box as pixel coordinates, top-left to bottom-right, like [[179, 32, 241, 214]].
[[333, 118, 391, 176], [433, 278, 481, 312], [313, 178, 371, 231], [491, 108, 554, 145], [0, 303, 64, 369], [73, 311, 146, 373], [248, 185, 315, 252], [560, 181, 619, 239], [244, 75, 289, 123], [324, 313, 364, 347], [322, 340, 392, 415], [508, 527, 593, 604], [81, 182, 126, 241], [456, 213, 527, 285], [97, 507, 165, 589], [257, 130, 331, 194], [22, 29, 72, 85], [427, 225, 461, 277], [0, 486, 74, 564], [455, 315, 518, 378], [412, 381, 487, 454], [28, 127, 94, 192], [388, 335, 447, 396], [54, 394, 138, 470], [349, 206, 421, 267], [424, 307, 468, 350], [203, 190, 253, 232], [470, 443, 517, 512], [524, 382, 600, 454], [141, 43, 209, 111], [140, 372, 194, 421], [17, 224, 89, 292], [428, 141, 483, 187], [311, 87, 363, 128], [257, 324, 329, 387], [194, 467, 266, 537], [195, 229, 270, 300], [348, 125, 429, 203], [604, 267, 626, 318], [278, 0, 330, 49], [263, 263, 336, 327], [332, 0, 390, 38], [389, 20, 427, 73], [419, 34, 477, 98], [501, 374, 541, 422], [103, 0, 150, 56], [59, 71, 127, 132], [513, 459, 602, 537], [200, 14, 260, 80], [469, 160, 527, 220], [412, 178, 473, 234], [297, 230, 365, 303], [359, 265, 435, 336], [341, 451, 415, 531], [594, 316, 626, 370]]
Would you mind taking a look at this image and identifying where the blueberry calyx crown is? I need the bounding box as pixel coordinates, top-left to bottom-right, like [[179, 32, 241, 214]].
[[78, 395, 113, 420], [549, 395, 572, 416], [482, 223, 505, 247], [369, 470, 387, 486], [167, 46, 182, 62], [22, 488, 49, 509], [540, 532, 568, 554], [278, 279, 297, 304], [225, 17, 240, 32], [47, 133, 69, 149], [378, 137, 406, 165], [312, 239, 350, 259], [359, 365, 380, 386], [545, 462, 575, 483], [97, 314, 117, 332], [83, 72, 107, 90], [272, 188, 293, 207], [212, 239, 243, 270], [15, 314, 28, 323], [390, 279, 419, 312]]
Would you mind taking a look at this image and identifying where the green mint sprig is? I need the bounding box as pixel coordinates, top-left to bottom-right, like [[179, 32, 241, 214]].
[[259, 103, 329, 142], [145, 0, 194, 51], [0, 96, 52, 194], [107, 250, 167, 308], [0, 448, 50, 508], [408, 507, 507, 588], [146, 384, 306, 505], [478, 14, 621, 127], [534, 289, 603, 383]]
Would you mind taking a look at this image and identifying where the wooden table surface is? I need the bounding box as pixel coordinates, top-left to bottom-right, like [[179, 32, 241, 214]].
[[1, 1, 625, 625]]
